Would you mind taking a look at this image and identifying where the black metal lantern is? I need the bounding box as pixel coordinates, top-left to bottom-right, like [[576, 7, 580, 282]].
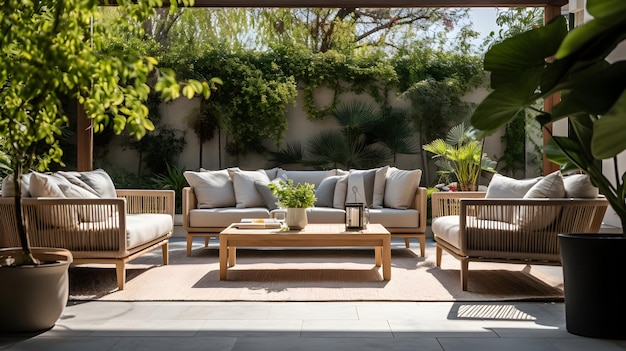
[[345, 202, 365, 229]]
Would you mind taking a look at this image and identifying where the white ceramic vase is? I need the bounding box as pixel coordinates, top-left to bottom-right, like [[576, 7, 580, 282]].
[[286, 208, 307, 230]]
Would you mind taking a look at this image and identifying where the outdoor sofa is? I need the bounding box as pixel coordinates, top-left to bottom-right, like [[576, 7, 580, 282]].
[[0, 169, 174, 290], [431, 171, 609, 291], [182, 166, 427, 256]]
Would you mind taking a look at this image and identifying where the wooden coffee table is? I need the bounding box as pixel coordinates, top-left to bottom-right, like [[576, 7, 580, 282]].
[[219, 223, 391, 281]]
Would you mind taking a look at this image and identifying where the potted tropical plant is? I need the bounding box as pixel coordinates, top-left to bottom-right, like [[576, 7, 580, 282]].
[[422, 122, 497, 191], [0, 0, 216, 332], [470, 0, 626, 339], [268, 179, 316, 229]]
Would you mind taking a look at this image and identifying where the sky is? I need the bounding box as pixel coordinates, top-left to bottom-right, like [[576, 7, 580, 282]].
[[469, 8, 499, 40]]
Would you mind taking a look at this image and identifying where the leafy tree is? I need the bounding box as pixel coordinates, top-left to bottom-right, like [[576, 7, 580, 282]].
[[0, 0, 213, 265]]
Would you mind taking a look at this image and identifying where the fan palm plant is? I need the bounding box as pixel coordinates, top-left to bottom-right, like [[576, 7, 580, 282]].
[[423, 123, 496, 190]]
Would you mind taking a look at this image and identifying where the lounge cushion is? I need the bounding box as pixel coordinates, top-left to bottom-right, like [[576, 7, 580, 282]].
[[344, 168, 379, 207], [255, 175, 288, 210], [228, 169, 271, 208], [383, 167, 421, 209], [315, 175, 342, 207], [125, 213, 173, 249], [563, 173, 599, 198], [478, 173, 541, 223], [1, 173, 33, 197], [188, 207, 271, 228], [368, 208, 419, 228], [517, 170, 565, 230], [184, 170, 236, 209], [332, 175, 349, 209], [58, 169, 116, 198], [433, 215, 520, 250], [28, 172, 80, 228]]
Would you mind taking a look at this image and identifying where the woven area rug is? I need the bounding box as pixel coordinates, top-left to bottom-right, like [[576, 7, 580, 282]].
[[68, 238, 564, 302]]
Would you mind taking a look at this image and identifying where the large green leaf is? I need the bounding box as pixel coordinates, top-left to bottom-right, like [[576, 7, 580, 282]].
[[484, 16, 566, 75], [587, 0, 626, 22], [551, 62, 626, 119], [557, 10, 626, 60], [470, 89, 531, 134], [545, 136, 590, 173], [592, 91, 626, 159]]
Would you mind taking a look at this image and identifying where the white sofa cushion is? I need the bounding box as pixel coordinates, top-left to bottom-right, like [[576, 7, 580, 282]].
[[368, 208, 419, 228], [383, 167, 421, 209], [1, 173, 32, 197], [184, 170, 236, 209], [228, 169, 271, 208], [345, 168, 377, 207], [58, 169, 116, 198], [563, 173, 599, 198], [125, 213, 173, 249], [478, 173, 541, 223], [28, 172, 80, 228], [517, 170, 565, 230], [188, 207, 271, 228], [433, 215, 520, 250]]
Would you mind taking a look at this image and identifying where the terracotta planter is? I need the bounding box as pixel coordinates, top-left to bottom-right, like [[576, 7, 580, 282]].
[[286, 208, 308, 230], [559, 233, 626, 339], [0, 247, 73, 333]]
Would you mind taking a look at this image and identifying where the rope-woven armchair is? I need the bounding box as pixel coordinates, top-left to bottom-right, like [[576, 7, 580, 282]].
[[431, 191, 609, 291], [0, 189, 174, 290]]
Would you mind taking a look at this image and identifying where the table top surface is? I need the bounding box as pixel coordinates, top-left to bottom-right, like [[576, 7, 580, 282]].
[[221, 223, 389, 236]]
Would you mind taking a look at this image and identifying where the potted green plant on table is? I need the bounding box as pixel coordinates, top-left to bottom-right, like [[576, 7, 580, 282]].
[[422, 122, 497, 191], [470, 0, 626, 339], [268, 179, 316, 230], [0, 0, 215, 333]]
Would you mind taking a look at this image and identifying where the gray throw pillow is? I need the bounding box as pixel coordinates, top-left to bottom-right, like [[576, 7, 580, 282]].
[[315, 175, 342, 207]]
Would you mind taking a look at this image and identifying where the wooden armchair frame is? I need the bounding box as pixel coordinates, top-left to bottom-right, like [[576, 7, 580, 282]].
[[431, 191, 609, 290], [0, 189, 175, 290]]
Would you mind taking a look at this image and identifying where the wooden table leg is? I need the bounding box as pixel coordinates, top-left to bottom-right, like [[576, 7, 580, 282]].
[[219, 236, 228, 280], [382, 236, 391, 280], [228, 246, 236, 267], [374, 246, 381, 266]]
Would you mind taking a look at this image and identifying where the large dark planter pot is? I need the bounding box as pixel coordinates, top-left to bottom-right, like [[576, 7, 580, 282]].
[[559, 233, 626, 339], [0, 247, 73, 333]]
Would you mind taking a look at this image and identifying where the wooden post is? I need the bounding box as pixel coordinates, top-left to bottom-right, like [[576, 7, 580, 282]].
[[76, 103, 93, 172], [542, 5, 563, 175]]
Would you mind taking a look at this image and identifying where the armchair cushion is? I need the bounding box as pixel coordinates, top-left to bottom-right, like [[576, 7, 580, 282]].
[[564, 173, 599, 198], [478, 173, 541, 222], [517, 170, 565, 230], [125, 213, 173, 249]]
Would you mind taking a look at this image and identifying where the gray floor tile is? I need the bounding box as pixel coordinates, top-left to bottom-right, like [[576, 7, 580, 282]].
[[231, 336, 442, 351]]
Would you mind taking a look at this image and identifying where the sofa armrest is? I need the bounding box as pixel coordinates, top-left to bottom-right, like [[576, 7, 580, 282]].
[[182, 187, 197, 231], [116, 189, 175, 218], [414, 187, 428, 233]]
